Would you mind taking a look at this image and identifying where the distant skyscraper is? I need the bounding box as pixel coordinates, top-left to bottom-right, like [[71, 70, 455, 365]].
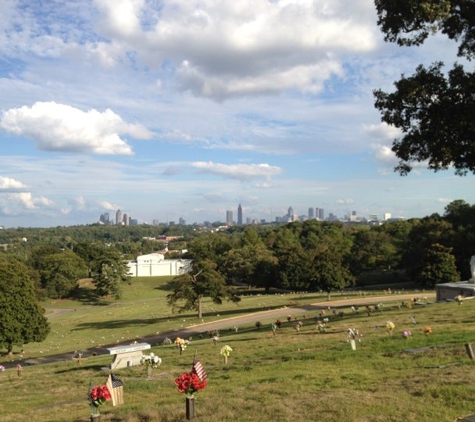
[[308, 207, 314, 219], [226, 210, 233, 225], [287, 206, 294, 221], [116, 209, 122, 225], [123, 213, 130, 226], [238, 204, 243, 225], [316, 208, 324, 220], [99, 212, 110, 224]]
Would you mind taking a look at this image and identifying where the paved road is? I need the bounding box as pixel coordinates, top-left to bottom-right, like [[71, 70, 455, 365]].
[[3, 292, 433, 370]]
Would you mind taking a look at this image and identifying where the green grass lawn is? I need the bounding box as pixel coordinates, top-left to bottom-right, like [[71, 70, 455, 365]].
[[1, 278, 473, 421]]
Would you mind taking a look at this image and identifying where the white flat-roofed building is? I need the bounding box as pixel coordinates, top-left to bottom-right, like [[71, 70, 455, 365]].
[[126, 253, 192, 277]]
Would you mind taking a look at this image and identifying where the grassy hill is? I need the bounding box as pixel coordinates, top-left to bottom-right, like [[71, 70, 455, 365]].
[[1, 278, 475, 421]]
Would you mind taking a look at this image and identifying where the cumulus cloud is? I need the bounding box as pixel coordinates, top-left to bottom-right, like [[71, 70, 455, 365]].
[[192, 161, 283, 181], [0, 176, 28, 191], [67, 196, 87, 210], [93, 0, 378, 99], [0, 192, 54, 216], [363, 123, 401, 141], [100, 200, 121, 211], [364, 123, 402, 172], [0, 102, 153, 155]]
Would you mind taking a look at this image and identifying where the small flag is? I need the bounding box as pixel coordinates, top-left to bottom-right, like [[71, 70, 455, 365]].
[[191, 359, 207, 381], [106, 373, 124, 406]]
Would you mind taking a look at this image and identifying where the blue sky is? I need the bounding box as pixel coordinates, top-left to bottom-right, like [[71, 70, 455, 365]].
[[0, 0, 473, 228]]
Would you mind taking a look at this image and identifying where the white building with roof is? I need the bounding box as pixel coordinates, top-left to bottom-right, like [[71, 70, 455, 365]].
[[126, 253, 192, 277]]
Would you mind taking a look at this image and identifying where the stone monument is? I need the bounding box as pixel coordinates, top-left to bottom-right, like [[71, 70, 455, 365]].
[[436, 254, 475, 301], [470, 254, 475, 283]]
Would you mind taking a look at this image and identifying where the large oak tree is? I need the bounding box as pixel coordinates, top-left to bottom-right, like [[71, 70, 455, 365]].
[[373, 0, 475, 175], [167, 259, 241, 319], [0, 255, 50, 355]]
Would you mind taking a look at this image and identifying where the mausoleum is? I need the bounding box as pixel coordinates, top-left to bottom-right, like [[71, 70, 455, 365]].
[[126, 253, 192, 277]]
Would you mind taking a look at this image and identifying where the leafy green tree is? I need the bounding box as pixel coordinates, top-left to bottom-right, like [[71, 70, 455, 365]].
[[167, 259, 241, 319], [374, 0, 475, 175], [350, 227, 398, 274], [0, 256, 50, 355], [309, 249, 354, 300], [37, 250, 88, 299], [416, 243, 460, 288], [74, 242, 105, 277], [404, 216, 454, 280], [91, 249, 130, 299], [443, 200, 475, 278]]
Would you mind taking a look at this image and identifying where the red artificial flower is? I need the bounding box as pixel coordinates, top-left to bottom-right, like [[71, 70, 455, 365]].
[[175, 372, 207, 395], [89, 385, 111, 407]]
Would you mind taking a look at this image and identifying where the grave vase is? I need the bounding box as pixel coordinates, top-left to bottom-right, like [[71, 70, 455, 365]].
[[90, 415, 101, 422], [147, 365, 152, 379], [186, 395, 195, 420]]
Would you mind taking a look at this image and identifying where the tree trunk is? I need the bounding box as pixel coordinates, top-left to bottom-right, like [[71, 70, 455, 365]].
[[198, 295, 202, 319]]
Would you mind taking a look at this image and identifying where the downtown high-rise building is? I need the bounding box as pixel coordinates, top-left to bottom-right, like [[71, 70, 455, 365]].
[[237, 204, 243, 225], [308, 207, 314, 219], [226, 210, 233, 225], [316, 207, 324, 220], [116, 209, 122, 225], [287, 206, 294, 221]]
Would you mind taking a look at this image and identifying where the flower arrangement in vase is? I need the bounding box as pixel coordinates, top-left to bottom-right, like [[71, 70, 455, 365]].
[[386, 321, 395, 335], [88, 384, 111, 420], [220, 345, 233, 364], [175, 371, 207, 398], [175, 337, 190, 355]]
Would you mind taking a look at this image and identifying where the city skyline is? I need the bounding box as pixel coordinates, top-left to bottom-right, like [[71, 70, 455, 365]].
[[98, 204, 397, 228], [0, 1, 473, 229]]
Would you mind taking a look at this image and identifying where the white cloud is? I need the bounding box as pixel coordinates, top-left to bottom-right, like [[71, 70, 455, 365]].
[[67, 196, 87, 210], [0, 192, 54, 216], [100, 200, 121, 211], [0, 176, 27, 191], [363, 123, 401, 141], [0, 102, 153, 155], [92, 0, 378, 99], [192, 162, 283, 181], [336, 198, 354, 205]]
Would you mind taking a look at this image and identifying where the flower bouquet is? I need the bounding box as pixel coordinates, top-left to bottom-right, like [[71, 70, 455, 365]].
[[141, 352, 162, 379], [0, 365, 5, 372], [402, 330, 412, 339], [175, 371, 207, 420], [140, 352, 162, 368], [423, 326, 432, 335], [386, 321, 395, 335], [175, 337, 190, 355], [88, 384, 111, 418], [220, 345, 233, 363], [175, 371, 207, 398]]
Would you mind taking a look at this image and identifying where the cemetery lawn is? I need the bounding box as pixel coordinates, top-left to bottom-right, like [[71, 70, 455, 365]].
[[1, 278, 475, 421]]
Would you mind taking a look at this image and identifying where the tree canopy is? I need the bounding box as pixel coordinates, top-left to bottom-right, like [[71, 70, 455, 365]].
[[167, 259, 241, 319], [0, 255, 50, 354], [374, 0, 475, 175]]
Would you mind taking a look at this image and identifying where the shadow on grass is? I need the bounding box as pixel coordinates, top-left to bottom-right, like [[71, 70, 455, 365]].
[[70, 286, 109, 306], [55, 364, 106, 374]]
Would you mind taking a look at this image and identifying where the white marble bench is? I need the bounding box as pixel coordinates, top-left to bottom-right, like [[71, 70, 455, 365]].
[[107, 342, 151, 369]]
